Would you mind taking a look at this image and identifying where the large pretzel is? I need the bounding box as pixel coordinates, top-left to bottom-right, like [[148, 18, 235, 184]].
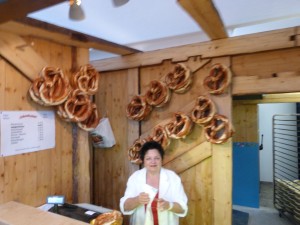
[[203, 63, 231, 95], [145, 80, 171, 107], [71, 64, 100, 95], [164, 112, 193, 139], [204, 114, 234, 144], [64, 89, 93, 122], [165, 63, 192, 94], [128, 138, 145, 165], [77, 103, 100, 131], [126, 95, 152, 121], [150, 125, 170, 150], [29, 67, 71, 106], [191, 95, 216, 125], [28, 77, 46, 106]]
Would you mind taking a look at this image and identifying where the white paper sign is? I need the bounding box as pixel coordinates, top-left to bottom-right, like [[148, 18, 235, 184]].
[[0, 111, 55, 157]]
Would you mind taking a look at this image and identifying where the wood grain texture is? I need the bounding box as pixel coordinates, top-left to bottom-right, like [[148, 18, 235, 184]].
[[178, 0, 227, 39], [0, 31, 47, 81], [0, 19, 139, 56], [91, 27, 295, 72], [0, 0, 65, 23]]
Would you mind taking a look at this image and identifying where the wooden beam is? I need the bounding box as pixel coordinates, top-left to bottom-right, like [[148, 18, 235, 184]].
[[0, 31, 48, 81], [178, 0, 227, 40], [0, 18, 140, 56], [0, 0, 65, 24], [91, 27, 295, 72]]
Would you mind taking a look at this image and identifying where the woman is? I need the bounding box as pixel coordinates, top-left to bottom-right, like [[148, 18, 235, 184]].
[[120, 141, 188, 225]]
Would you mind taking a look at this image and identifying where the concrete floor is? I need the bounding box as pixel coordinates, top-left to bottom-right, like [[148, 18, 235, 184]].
[[233, 182, 296, 225]]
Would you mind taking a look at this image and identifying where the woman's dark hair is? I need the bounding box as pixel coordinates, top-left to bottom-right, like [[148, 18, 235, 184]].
[[140, 141, 164, 162]]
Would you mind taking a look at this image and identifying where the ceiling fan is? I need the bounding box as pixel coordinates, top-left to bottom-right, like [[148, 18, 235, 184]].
[[69, 0, 129, 21]]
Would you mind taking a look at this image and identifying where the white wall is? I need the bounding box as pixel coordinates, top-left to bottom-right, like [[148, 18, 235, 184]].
[[258, 103, 296, 182]]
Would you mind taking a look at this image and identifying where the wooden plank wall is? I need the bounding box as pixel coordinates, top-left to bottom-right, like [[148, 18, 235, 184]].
[[93, 56, 232, 225], [92, 27, 300, 225], [0, 34, 90, 207]]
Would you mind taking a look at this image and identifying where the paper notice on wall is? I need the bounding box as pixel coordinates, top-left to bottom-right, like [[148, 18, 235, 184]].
[[0, 111, 55, 157]]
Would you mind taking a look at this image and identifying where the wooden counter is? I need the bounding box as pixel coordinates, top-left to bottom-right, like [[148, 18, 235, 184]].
[[0, 201, 87, 225]]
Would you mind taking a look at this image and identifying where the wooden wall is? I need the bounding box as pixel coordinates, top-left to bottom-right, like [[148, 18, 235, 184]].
[[92, 27, 300, 225], [0, 33, 90, 206]]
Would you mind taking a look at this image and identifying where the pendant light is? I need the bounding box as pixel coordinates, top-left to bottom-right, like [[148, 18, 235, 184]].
[[69, 0, 85, 21], [112, 0, 129, 7]]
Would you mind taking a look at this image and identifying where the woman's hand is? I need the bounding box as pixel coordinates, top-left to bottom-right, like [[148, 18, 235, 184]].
[[138, 192, 150, 205], [157, 198, 172, 211]]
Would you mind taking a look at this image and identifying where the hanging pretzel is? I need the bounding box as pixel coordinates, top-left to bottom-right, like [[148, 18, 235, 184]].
[[64, 89, 93, 122], [204, 114, 234, 144], [128, 138, 145, 165], [203, 63, 232, 95], [77, 103, 101, 131], [126, 95, 152, 121], [165, 63, 192, 93], [71, 64, 100, 95], [164, 112, 193, 139], [191, 95, 216, 125], [29, 66, 71, 106], [28, 77, 46, 106], [150, 125, 171, 150], [145, 80, 171, 107]]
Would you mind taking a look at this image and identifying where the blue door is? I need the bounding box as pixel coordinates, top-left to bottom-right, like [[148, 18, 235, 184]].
[[233, 142, 259, 208]]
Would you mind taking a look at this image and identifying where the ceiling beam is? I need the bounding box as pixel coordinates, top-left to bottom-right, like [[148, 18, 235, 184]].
[[0, 18, 140, 56], [178, 0, 228, 40], [0, 0, 66, 24]]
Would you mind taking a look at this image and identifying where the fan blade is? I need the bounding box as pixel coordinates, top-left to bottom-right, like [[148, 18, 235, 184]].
[[112, 0, 129, 7]]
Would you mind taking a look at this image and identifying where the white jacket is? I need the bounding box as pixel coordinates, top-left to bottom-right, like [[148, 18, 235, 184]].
[[120, 167, 188, 225]]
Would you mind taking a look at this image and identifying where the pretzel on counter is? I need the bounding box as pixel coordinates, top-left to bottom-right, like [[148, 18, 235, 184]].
[[71, 64, 100, 95], [203, 63, 231, 95], [164, 112, 193, 139], [145, 80, 171, 107], [77, 103, 101, 131], [128, 138, 145, 165], [126, 95, 152, 121], [29, 66, 71, 106], [64, 89, 93, 122], [204, 114, 234, 144], [165, 63, 192, 94], [191, 95, 216, 125], [90, 210, 123, 225]]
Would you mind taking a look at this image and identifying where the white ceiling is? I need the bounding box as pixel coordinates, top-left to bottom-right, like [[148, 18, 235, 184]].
[[28, 0, 300, 60]]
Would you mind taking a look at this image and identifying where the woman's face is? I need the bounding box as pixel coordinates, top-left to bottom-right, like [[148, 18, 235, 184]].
[[144, 149, 162, 173]]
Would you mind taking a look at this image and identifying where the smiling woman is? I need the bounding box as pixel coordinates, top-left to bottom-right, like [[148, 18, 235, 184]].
[[120, 141, 188, 225]]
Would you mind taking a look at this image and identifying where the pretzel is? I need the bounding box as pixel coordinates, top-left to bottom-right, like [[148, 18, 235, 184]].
[[29, 67, 71, 106], [203, 63, 232, 95], [191, 95, 216, 125], [28, 77, 47, 106], [77, 103, 101, 131], [150, 125, 170, 150], [126, 95, 152, 121], [64, 89, 93, 122], [39, 66, 71, 105], [90, 210, 123, 225], [165, 63, 192, 94], [72, 64, 100, 95], [56, 104, 71, 122], [204, 114, 234, 144], [164, 112, 193, 139], [145, 80, 171, 107], [128, 139, 145, 164]]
